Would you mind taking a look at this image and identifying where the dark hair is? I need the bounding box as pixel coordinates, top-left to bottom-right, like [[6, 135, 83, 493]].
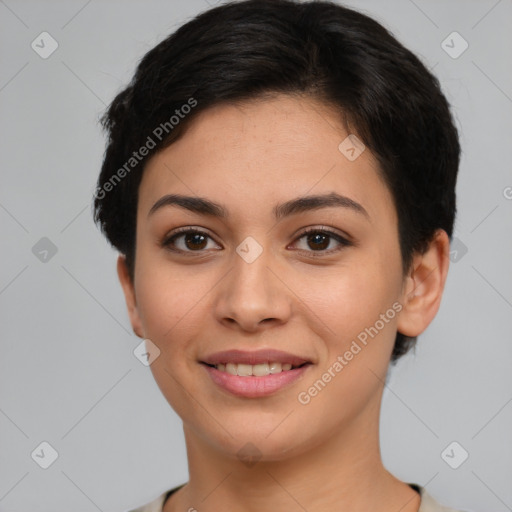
[[93, 0, 460, 362]]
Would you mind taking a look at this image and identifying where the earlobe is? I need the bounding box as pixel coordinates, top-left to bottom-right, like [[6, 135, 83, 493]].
[[116, 255, 144, 338], [396, 229, 450, 338]]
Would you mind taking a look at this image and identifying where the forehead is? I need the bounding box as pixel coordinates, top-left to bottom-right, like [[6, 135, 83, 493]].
[[138, 94, 396, 226]]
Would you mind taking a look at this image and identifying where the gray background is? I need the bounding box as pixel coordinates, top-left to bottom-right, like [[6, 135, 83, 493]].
[[1, 0, 511, 511]]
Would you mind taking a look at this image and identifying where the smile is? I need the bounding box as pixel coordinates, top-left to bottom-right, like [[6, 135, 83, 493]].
[[208, 361, 300, 376], [200, 349, 313, 397]]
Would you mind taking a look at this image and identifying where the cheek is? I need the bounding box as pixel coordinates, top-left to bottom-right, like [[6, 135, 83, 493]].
[[133, 250, 223, 365], [134, 227, 216, 339], [294, 267, 399, 426], [133, 269, 210, 415], [135, 270, 208, 346], [297, 261, 398, 339]]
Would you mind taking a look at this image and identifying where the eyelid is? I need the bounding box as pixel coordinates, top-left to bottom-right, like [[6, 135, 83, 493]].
[[161, 225, 353, 255], [292, 224, 353, 243], [161, 226, 222, 252], [289, 226, 352, 255]]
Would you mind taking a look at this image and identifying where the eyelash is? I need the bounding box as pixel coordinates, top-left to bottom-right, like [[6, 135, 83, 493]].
[[161, 226, 352, 257]]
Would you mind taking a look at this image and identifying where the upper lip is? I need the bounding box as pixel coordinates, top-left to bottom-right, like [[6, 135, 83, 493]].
[[201, 349, 311, 367]]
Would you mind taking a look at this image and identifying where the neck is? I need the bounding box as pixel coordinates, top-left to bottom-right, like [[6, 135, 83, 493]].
[[165, 393, 420, 512]]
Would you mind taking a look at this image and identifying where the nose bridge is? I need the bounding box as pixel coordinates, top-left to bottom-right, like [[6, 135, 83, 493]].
[[214, 236, 291, 329]]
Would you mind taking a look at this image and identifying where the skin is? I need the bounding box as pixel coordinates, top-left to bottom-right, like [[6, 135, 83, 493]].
[[117, 93, 450, 512]]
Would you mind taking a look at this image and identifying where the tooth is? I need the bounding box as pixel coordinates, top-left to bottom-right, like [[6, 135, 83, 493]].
[[269, 362, 282, 374], [237, 364, 252, 376], [252, 363, 270, 376], [214, 362, 296, 376], [226, 363, 237, 375]]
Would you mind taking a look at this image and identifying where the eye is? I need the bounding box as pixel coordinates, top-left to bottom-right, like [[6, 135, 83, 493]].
[[161, 226, 352, 256], [161, 228, 221, 253], [291, 227, 352, 255]]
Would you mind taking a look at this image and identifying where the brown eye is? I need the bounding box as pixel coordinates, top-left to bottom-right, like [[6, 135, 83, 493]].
[[305, 232, 330, 251], [162, 229, 220, 253], [292, 228, 351, 255], [183, 232, 208, 250]]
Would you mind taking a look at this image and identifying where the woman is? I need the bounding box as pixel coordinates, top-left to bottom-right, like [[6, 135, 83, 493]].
[[94, 1, 464, 510]]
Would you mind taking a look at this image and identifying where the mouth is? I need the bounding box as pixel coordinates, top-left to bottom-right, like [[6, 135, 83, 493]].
[[200, 349, 313, 397], [202, 361, 307, 377]]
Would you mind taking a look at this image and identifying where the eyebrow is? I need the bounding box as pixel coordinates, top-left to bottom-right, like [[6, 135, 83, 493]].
[[148, 192, 370, 221]]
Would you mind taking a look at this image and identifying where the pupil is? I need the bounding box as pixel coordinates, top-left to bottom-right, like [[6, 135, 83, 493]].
[[186, 233, 207, 250], [308, 233, 328, 250]]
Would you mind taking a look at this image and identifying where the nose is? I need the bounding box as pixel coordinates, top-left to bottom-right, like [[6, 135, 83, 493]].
[[213, 243, 292, 333]]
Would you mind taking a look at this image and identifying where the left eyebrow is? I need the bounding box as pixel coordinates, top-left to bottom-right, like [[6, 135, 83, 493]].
[[273, 192, 370, 221], [147, 192, 370, 221]]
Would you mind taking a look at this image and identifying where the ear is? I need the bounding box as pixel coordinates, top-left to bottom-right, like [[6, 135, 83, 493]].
[[117, 255, 144, 338], [396, 229, 450, 338]]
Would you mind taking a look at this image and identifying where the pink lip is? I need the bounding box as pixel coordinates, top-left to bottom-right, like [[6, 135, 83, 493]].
[[201, 349, 310, 366], [203, 364, 311, 398]]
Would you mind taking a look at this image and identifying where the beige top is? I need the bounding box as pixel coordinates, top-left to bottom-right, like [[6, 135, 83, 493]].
[[127, 483, 466, 512]]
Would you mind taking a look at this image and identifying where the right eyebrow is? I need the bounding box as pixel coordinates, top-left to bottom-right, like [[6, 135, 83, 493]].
[[148, 194, 227, 218], [147, 192, 370, 222]]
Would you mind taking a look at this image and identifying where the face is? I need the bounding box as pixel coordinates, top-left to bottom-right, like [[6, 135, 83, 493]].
[[120, 94, 416, 461]]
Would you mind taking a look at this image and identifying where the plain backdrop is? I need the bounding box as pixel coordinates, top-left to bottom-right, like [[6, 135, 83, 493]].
[[1, 1, 511, 511]]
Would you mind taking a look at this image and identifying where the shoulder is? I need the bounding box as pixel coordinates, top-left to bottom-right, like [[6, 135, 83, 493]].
[[127, 483, 473, 512], [414, 484, 471, 512], [125, 492, 167, 512], [124, 485, 182, 512], [124, 492, 167, 512]]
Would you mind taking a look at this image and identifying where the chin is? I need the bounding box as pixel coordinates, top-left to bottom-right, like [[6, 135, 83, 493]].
[[195, 420, 319, 465]]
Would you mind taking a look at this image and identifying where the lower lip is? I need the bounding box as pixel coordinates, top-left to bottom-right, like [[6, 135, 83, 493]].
[[202, 364, 311, 398]]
